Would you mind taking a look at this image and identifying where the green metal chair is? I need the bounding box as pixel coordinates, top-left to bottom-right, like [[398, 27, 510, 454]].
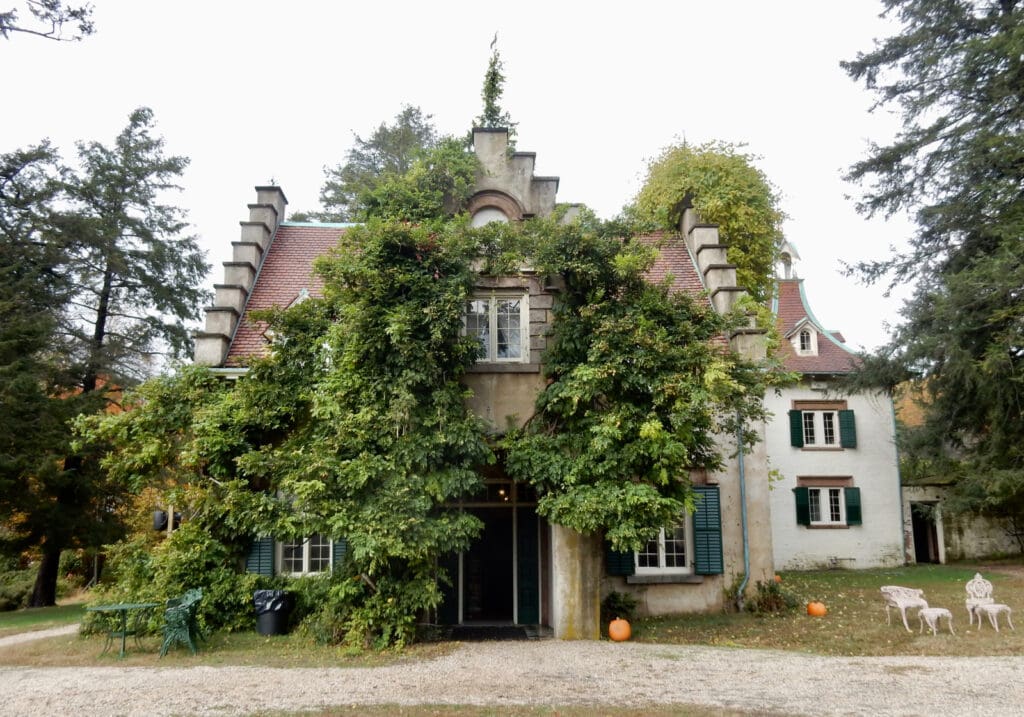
[[159, 588, 204, 657]]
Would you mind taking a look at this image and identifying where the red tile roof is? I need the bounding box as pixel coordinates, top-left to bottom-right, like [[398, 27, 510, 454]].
[[225, 223, 349, 365], [225, 226, 711, 365], [774, 278, 858, 374], [639, 231, 709, 301]]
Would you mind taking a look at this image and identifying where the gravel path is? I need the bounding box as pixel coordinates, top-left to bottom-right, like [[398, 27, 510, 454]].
[[1, 629, 1024, 716]]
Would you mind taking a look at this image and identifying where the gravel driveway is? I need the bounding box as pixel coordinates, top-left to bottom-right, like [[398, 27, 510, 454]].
[[1, 627, 1023, 716]]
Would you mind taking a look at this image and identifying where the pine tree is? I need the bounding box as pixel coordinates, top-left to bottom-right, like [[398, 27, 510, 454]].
[[843, 0, 1024, 532]]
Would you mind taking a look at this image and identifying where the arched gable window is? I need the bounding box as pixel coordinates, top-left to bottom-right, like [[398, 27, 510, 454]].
[[799, 329, 812, 353]]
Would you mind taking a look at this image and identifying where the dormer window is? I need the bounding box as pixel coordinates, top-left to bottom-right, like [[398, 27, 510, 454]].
[[795, 327, 818, 356]]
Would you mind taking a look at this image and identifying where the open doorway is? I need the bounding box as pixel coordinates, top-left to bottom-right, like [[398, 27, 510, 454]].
[[463, 507, 514, 622], [911, 502, 940, 563]]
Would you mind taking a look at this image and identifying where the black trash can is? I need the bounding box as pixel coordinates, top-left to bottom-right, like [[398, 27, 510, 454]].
[[253, 589, 293, 636]]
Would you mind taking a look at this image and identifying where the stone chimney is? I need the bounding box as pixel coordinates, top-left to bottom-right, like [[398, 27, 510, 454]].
[[194, 186, 287, 366]]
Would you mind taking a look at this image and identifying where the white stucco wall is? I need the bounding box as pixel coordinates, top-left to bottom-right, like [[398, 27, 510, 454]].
[[764, 382, 904, 570]]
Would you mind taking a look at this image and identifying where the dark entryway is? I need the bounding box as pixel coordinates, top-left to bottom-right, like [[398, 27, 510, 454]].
[[464, 507, 514, 621], [911, 502, 940, 563]]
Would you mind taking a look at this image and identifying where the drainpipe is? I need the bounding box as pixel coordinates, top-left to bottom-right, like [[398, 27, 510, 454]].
[[735, 415, 750, 612]]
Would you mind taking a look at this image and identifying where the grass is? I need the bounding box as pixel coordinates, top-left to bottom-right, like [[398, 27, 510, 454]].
[[0, 561, 1021, 669], [0, 601, 87, 638], [634, 561, 1024, 656]]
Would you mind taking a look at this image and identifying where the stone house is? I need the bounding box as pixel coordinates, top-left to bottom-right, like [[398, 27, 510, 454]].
[[194, 127, 775, 638]]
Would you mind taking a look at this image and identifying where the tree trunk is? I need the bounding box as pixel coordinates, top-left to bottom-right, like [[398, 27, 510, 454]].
[[29, 541, 62, 607]]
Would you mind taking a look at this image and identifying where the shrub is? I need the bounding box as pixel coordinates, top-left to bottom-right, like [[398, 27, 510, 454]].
[[601, 590, 638, 625], [0, 569, 34, 611], [746, 579, 799, 614]]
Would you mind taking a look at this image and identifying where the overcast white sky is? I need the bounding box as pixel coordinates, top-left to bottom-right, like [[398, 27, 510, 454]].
[[4, 0, 916, 352]]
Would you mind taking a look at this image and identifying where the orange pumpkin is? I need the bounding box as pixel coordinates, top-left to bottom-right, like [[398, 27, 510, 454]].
[[807, 601, 827, 617], [773, 574, 782, 583], [608, 617, 631, 642]]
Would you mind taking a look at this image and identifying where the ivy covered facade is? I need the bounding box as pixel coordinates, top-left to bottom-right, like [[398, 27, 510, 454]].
[[194, 128, 776, 639]]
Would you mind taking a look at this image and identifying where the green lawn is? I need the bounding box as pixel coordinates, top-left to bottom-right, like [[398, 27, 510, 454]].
[[0, 602, 87, 638], [634, 561, 1024, 656], [0, 561, 1021, 667]]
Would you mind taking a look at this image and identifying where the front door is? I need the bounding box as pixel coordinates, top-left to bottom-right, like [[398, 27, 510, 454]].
[[464, 507, 514, 622], [437, 479, 544, 625]]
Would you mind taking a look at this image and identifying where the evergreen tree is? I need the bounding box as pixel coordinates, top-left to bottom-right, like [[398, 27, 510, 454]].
[[0, 108, 210, 606], [475, 36, 517, 147], [319, 105, 438, 221], [843, 0, 1024, 534], [63, 107, 210, 395]]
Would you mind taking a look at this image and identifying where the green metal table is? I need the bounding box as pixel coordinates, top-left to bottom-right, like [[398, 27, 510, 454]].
[[86, 602, 160, 657]]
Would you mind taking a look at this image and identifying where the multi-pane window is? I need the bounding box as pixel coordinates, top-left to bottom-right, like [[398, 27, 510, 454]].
[[465, 295, 527, 362], [799, 329, 812, 353], [808, 488, 845, 525], [802, 410, 838, 446], [636, 524, 691, 574], [281, 534, 331, 575]]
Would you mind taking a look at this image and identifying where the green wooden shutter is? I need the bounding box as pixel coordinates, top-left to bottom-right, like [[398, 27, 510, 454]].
[[331, 539, 347, 569], [516, 509, 540, 624], [845, 487, 862, 525], [693, 485, 724, 575], [839, 410, 857, 448], [789, 410, 804, 447], [245, 536, 274, 576], [793, 487, 811, 526], [605, 543, 635, 576]]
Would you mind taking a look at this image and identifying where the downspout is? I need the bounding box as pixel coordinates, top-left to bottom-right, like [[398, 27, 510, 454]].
[[891, 396, 908, 564], [735, 414, 750, 612]]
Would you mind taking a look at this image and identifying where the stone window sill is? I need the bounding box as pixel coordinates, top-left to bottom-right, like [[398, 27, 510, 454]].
[[626, 574, 705, 585]]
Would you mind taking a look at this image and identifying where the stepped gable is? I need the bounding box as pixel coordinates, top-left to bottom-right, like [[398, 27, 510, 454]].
[[774, 278, 858, 374], [225, 223, 347, 365], [639, 231, 708, 302]]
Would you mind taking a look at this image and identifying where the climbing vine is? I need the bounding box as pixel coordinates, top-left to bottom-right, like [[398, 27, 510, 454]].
[[633, 140, 785, 303]]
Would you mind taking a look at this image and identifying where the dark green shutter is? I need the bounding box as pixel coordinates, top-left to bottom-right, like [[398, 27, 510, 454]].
[[794, 487, 811, 526], [245, 536, 274, 576], [605, 543, 635, 576], [845, 487, 862, 525], [789, 410, 804, 447], [332, 539, 347, 569], [693, 485, 724, 575], [516, 509, 540, 624], [839, 410, 857, 448]]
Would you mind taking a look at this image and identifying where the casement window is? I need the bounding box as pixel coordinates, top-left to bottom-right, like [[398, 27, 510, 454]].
[[793, 486, 862, 527], [789, 407, 857, 448], [606, 485, 723, 578], [465, 293, 529, 362], [245, 535, 348, 577], [636, 523, 693, 575], [280, 534, 332, 576]]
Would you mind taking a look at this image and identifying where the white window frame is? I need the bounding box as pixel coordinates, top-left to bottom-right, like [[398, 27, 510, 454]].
[[634, 518, 694, 576], [278, 534, 332, 576], [465, 292, 530, 363], [802, 410, 839, 447], [808, 487, 846, 526], [794, 327, 818, 356]]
